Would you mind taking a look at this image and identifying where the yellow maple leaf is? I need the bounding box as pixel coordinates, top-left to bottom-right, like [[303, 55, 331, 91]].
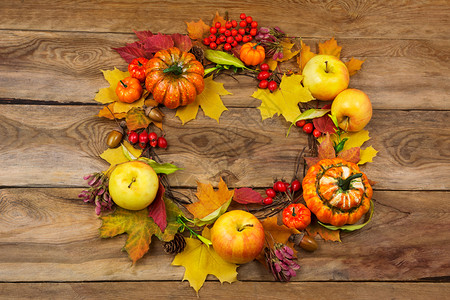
[[253, 74, 314, 123], [318, 37, 342, 58], [99, 141, 142, 173], [113, 91, 148, 114], [172, 227, 238, 294], [175, 76, 230, 124], [94, 68, 130, 104], [358, 146, 378, 165], [185, 178, 234, 220], [98, 103, 127, 120], [297, 40, 316, 74], [345, 57, 365, 76], [277, 39, 300, 62], [185, 19, 210, 40], [261, 215, 300, 250]]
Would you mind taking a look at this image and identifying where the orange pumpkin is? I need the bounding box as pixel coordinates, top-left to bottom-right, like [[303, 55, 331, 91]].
[[115, 77, 143, 103], [239, 42, 265, 66], [302, 158, 372, 227], [145, 47, 205, 109]]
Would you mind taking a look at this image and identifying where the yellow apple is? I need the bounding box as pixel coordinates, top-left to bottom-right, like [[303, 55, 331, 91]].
[[302, 54, 350, 101], [211, 210, 265, 264], [108, 161, 159, 210], [331, 88, 373, 132]]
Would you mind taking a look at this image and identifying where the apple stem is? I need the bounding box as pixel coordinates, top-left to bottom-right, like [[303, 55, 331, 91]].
[[238, 224, 254, 232], [324, 61, 329, 73], [128, 177, 136, 188]]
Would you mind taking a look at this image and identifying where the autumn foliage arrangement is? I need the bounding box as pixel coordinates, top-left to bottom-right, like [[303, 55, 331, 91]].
[[80, 11, 378, 295]]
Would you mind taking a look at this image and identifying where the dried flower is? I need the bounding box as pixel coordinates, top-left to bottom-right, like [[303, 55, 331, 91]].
[[79, 172, 114, 215], [255, 26, 294, 61], [265, 242, 300, 281]]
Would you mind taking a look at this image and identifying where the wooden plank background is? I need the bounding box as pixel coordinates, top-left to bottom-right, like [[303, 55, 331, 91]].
[[0, 0, 449, 299]]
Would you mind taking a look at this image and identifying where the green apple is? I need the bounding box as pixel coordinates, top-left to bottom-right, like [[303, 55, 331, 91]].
[[211, 210, 265, 264], [331, 88, 373, 132], [302, 54, 350, 101], [108, 161, 159, 210]]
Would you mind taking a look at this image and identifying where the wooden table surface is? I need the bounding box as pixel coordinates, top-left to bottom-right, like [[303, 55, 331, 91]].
[[1, 0, 449, 299]]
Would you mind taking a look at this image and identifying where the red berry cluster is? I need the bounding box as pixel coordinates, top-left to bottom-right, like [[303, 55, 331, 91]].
[[203, 13, 258, 51], [263, 179, 301, 205], [256, 63, 278, 92], [128, 130, 168, 149], [296, 120, 321, 138]]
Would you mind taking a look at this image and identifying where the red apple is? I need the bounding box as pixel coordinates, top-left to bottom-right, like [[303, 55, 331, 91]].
[[108, 161, 159, 210], [211, 210, 265, 264], [331, 88, 373, 132], [302, 54, 350, 101]]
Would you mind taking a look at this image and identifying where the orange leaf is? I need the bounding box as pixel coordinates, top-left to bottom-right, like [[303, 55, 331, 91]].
[[297, 40, 316, 74], [185, 178, 234, 220], [304, 156, 320, 169], [98, 103, 127, 120], [318, 133, 336, 160], [126, 107, 151, 131], [318, 37, 342, 58], [306, 219, 341, 242], [261, 215, 300, 251], [185, 19, 210, 40], [337, 147, 360, 164], [345, 57, 365, 76], [212, 11, 226, 27]]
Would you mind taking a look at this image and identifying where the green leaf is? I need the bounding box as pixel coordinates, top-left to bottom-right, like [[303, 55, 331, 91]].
[[287, 108, 330, 136], [121, 143, 137, 161], [204, 50, 246, 69], [329, 114, 339, 128], [319, 200, 374, 232], [138, 157, 183, 174], [192, 196, 232, 227]]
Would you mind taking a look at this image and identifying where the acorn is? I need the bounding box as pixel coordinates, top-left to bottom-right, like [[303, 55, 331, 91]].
[[145, 106, 164, 123], [289, 233, 318, 252], [106, 128, 124, 148]]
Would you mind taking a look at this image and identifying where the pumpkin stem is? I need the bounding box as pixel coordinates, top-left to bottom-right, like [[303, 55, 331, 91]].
[[253, 42, 261, 49], [338, 173, 363, 191], [292, 207, 297, 217], [163, 64, 183, 76], [119, 80, 127, 88]]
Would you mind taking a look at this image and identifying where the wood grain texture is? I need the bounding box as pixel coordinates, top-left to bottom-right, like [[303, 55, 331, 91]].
[[1, 188, 449, 282], [0, 31, 449, 110], [0, 0, 449, 40], [1, 282, 449, 300], [0, 105, 448, 190]]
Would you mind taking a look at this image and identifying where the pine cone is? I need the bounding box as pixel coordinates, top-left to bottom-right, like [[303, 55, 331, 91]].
[[163, 233, 186, 254], [265, 243, 300, 282], [189, 45, 204, 63]]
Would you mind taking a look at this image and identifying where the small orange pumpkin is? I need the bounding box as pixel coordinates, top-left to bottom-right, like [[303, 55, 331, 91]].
[[145, 47, 205, 109], [239, 42, 266, 66], [302, 158, 372, 227], [115, 77, 143, 103]]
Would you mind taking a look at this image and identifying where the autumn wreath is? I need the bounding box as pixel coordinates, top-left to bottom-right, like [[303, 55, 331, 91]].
[[79, 11, 377, 294]]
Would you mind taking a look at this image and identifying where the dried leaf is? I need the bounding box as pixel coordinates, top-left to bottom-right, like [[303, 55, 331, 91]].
[[337, 147, 361, 164], [185, 19, 210, 40], [306, 219, 341, 242], [134, 30, 153, 41], [297, 40, 316, 74], [185, 178, 234, 220], [313, 113, 337, 134], [277, 39, 300, 62], [126, 107, 151, 131], [142, 33, 175, 53], [358, 146, 378, 165], [304, 157, 320, 169], [172, 227, 238, 294], [170, 33, 193, 52], [254, 74, 314, 123], [147, 182, 167, 231], [318, 37, 342, 58], [98, 103, 127, 120], [318, 133, 336, 160], [94, 68, 129, 104], [175, 76, 231, 124], [340, 130, 371, 150], [212, 11, 226, 27], [99, 197, 182, 264], [261, 215, 300, 251], [345, 57, 365, 76], [113, 41, 152, 63], [113, 92, 147, 114], [233, 188, 265, 205]]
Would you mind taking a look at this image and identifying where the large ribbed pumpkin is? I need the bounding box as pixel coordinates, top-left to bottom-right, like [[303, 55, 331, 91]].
[[302, 158, 372, 227], [145, 47, 205, 109]]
